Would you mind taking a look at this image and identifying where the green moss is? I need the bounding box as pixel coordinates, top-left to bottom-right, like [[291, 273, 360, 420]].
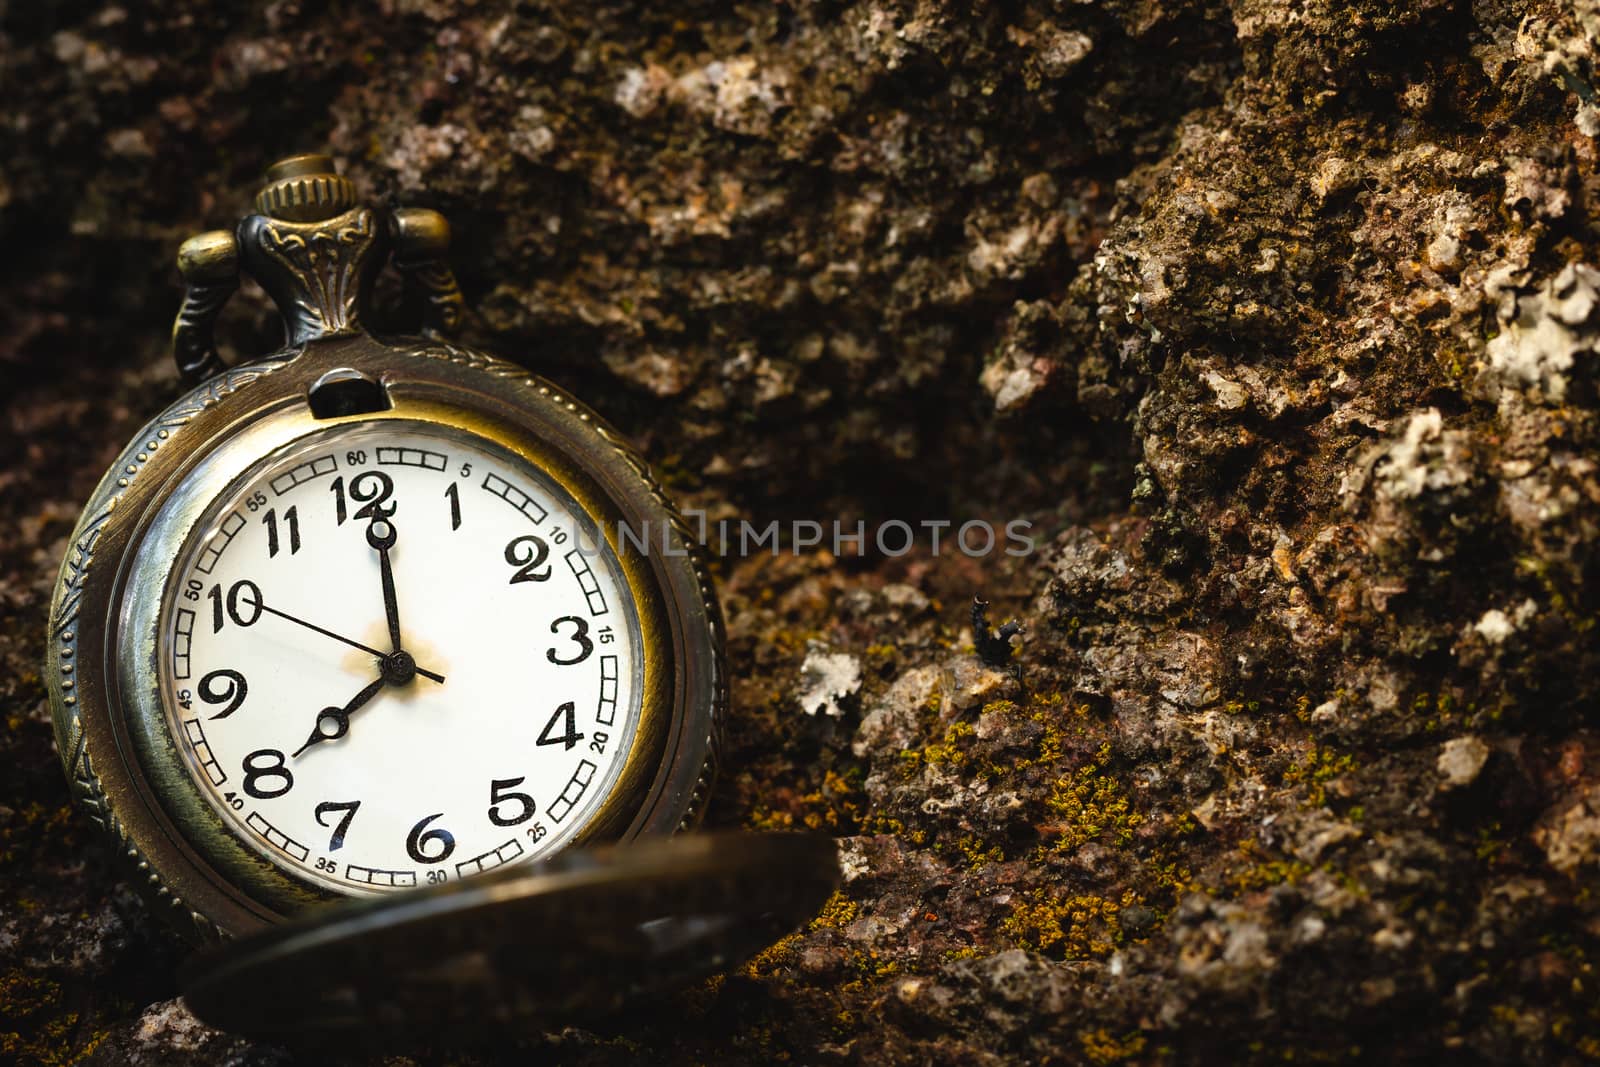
[[1045, 742, 1143, 854], [863, 643, 898, 672], [1282, 745, 1358, 806], [743, 930, 805, 980], [809, 891, 859, 930], [1231, 857, 1312, 892], [1227, 840, 1313, 892], [952, 833, 1005, 868], [1079, 1028, 1149, 1065], [1475, 821, 1508, 864], [0, 970, 105, 1067], [847, 949, 900, 979], [940, 945, 984, 962], [923, 721, 975, 768], [1004, 886, 1139, 959], [748, 767, 863, 834]]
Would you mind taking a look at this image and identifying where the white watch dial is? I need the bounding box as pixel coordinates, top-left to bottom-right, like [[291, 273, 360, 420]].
[[158, 421, 643, 894]]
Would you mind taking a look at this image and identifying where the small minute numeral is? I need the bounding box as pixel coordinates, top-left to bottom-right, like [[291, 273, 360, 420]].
[[487, 777, 536, 826], [314, 800, 361, 851], [198, 669, 248, 719], [262, 506, 301, 557], [208, 579, 262, 633], [444, 482, 462, 530], [505, 535, 552, 583], [536, 701, 583, 751]]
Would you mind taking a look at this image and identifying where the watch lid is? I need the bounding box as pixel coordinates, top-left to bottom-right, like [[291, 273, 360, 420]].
[[181, 832, 839, 1045]]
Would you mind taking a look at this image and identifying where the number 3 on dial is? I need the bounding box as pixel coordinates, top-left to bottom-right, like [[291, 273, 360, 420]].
[[548, 616, 592, 665]]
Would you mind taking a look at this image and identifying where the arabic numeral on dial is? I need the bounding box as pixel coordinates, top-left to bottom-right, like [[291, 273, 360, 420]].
[[444, 482, 462, 530], [406, 813, 456, 864], [262, 506, 301, 557], [331, 471, 396, 525], [487, 777, 536, 827], [198, 669, 248, 719], [242, 749, 293, 799], [222, 791, 245, 810], [536, 701, 584, 751], [590, 730, 610, 755], [183, 578, 202, 602], [426, 870, 448, 884], [314, 800, 361, 851], [526, 822, 547, 843], [244, 489, 268, 513], [315, 857, 337, 873], [547, 615, 593, 665], [208, 579, 262, 633], [346, 450, 368, 466], [504, 535, 551, 583]]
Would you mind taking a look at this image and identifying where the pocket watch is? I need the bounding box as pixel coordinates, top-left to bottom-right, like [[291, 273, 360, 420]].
[[44, 155, 734, 945]]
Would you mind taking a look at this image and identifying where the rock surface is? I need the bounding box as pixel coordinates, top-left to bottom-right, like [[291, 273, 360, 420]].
[[4, 0, 1600, 1063]]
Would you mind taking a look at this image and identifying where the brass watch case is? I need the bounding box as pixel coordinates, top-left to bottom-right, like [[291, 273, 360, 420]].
[[46, 335, 724, 942]]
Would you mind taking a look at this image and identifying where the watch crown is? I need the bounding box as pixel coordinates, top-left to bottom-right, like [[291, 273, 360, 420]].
[[254, 154, 357, 222]]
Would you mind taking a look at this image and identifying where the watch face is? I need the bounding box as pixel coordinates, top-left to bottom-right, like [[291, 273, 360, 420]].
[[156, 420, 644, 895]]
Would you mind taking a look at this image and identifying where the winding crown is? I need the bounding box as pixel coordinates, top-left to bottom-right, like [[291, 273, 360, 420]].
[[253, 154, 357, 222]]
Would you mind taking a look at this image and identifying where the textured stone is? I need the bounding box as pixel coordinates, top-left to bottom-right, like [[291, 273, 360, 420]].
[[5, 0, 1600, 1064]]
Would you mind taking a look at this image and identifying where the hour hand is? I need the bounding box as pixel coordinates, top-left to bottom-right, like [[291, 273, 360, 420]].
[[293, 676, 385, 758]]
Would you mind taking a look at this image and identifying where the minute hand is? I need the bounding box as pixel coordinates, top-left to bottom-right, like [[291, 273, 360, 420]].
[[367, 518, 404, 652]]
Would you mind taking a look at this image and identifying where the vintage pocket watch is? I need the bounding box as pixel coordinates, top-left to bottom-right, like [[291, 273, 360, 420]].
[[43, 155, 737, 946]]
